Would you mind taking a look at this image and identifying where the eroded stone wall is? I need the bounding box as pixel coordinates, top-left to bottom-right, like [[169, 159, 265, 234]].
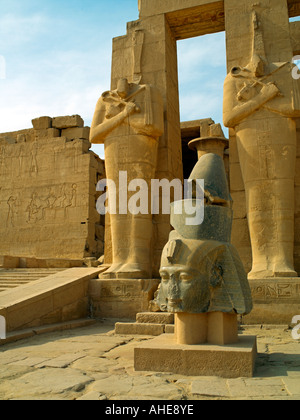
[[0, 115, 105, 262]]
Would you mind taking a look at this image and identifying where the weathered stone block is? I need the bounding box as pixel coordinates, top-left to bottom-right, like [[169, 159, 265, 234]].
[[165, 324, 175, 334], [244, 278, 300, 324], [136, 312, 174, 325], [61, 127, 90, 141], [34, 128, 60, 138], [32, 117, 52, 130], [52, 115, 84, 129], [0, 256, 20, 269], [0, 120, 104, 261], [89, 279, 160, 320], [134, 334, 257, 378], [115, 322, 165, 336]]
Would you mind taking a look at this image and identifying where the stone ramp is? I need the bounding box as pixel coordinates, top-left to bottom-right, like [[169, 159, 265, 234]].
[[0, 268, 103, 333], [0, 269, 66, 293]]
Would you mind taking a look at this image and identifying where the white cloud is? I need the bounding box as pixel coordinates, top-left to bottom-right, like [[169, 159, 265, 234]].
[[0, 3, 228, 156], [0, 41, 111, 130], [0, 13, 47, 50]]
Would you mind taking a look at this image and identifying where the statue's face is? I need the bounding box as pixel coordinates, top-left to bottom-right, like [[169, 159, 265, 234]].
[[158, 265, 210, 313]]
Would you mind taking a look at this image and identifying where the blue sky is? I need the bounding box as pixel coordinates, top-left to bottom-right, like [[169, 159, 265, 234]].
[[0, 1, 298, 159], [0, 0, 227, 158]]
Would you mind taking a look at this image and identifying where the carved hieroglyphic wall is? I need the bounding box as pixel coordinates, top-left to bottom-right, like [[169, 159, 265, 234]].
[[0, 116, 105, 261]]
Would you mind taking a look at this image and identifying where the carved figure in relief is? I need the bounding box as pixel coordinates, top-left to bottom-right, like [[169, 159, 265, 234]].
[[6, 196, 17, 227], [223, 10, 300, 279], [63, 184, 77, 209], [26, 192, 46, 223], [90, 78, 164, 279], [26, 184, 78, 223]]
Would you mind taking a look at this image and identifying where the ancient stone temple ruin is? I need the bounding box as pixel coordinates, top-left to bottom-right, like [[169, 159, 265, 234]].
[[0, 115, 105, 265], [0, 0, 300, 372]]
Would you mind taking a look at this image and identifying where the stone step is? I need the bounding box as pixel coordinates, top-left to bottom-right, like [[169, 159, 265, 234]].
[[0, 279, 34, 283], [136, 312, 175, 325], [115, 322, 174, 336], [0, 318, 97, 346], [0, 275, 65, 278], [0, 269, 66, 293], [115, 312, 175, 336], [0, 270, 64, 275], [0, 267, 103, 332], [0, 274, 52, 278], [0, 283, 33, 288], [0, 283, 27, 287]]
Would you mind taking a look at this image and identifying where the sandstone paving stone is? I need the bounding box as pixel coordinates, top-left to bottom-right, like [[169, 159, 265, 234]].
[[287, 370, 300, 378], [191, 378, 231, 398], [0, 322, 299, 400], [87, 374, 184, 400], [56, 335, 131, 357], [268, 341, 300, 352], [282, 378, 300, 396], [255, 362, 300, 380], [227, 378, 289, 399], [0, 365, 34, 381], [35, 353, 86, 369], [10, 357, 52, 368], [76, 391, 107, 401], [71, 356, 116, 373], [0, 367, 94, 399], [128, 377, 184, 400], [89, 375, 134, 398], [16, 341, 96, 358], [105, 338, 148, 362], [0, 353, 28, 365], [57, 330, 119, 343]]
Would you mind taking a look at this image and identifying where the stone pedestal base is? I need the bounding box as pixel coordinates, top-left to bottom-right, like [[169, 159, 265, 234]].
[[175, 312, 238, 345], [88, 279, 160, 319], [245, 278, 300, 324], [134, 334, 257, 378]]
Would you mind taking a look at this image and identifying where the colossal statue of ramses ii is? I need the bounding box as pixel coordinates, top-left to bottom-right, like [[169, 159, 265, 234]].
[[90, 78, 164, 279], [223, 10, 300, 279]]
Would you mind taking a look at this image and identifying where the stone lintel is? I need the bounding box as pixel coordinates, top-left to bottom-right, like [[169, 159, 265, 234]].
[[288, 0, 300, 18], [139, 0, 222, 18], [139, 0, 300, 20]]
